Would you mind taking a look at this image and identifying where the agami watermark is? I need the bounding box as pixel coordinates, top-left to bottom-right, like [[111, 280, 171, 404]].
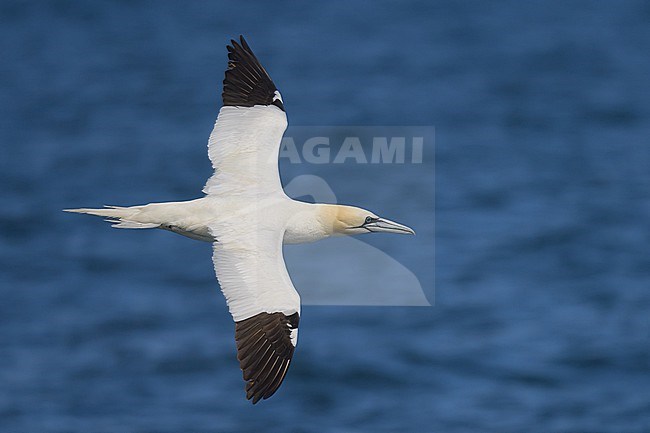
[[276, 126, 435, 306], [280, 136, 424, 164]]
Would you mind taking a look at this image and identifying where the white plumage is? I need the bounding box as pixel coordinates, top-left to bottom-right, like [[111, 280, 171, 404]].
[[65, 35, 414, 404], [204, 105, 287, 196]]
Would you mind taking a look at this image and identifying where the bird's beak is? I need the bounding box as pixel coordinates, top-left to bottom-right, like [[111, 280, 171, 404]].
[[366, 218, 415, 235]]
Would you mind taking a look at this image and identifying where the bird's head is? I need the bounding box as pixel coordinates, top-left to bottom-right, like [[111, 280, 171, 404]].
[[324, 205, 415, 236]]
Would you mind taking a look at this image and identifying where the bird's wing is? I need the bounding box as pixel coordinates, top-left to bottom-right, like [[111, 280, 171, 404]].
[[203, 36, 287, 196], [211, 219, 300, 404]]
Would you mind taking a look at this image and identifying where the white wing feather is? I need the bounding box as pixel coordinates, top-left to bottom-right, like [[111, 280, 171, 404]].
[[211, 218, 300, 325], [203, 105, 287, 196]]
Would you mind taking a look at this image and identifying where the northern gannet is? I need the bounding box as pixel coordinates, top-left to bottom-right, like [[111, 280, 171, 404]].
[[66, 36, 415, 404]]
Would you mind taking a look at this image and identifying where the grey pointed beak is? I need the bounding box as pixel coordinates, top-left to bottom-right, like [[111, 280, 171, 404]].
[[366, 218, 415, 235]]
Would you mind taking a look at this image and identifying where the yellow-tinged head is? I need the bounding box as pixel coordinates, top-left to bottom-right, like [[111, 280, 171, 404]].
[[319, 205, 415, 236]]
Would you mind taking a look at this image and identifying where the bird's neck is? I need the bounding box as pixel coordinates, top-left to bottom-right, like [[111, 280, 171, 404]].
[[283, 202, 340, 244]]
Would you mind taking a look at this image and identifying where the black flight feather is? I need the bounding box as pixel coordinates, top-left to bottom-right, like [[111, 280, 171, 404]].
[[222, 35, 285, 111]]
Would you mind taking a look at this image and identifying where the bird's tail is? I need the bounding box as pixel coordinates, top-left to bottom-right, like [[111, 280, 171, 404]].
[[63, 205, 160, 229]]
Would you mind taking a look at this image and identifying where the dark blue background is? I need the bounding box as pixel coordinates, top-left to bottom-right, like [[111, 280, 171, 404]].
[[1, 1, 649, 432]]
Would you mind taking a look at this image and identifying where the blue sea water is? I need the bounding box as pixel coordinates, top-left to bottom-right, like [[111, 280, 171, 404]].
[[1, 1, 649, 432]]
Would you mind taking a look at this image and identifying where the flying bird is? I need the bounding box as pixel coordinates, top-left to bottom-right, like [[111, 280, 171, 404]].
[[65, 36, 415, 404]]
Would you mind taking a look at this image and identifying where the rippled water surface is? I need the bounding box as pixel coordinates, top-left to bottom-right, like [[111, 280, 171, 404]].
[[1, 1, 649, 432]]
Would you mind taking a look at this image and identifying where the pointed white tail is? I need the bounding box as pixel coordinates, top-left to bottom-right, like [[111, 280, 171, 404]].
[[63, 206, 160, 229]]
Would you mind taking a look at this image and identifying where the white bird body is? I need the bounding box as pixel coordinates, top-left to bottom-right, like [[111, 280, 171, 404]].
[[72, 195, 333, 244], [66, 36, 414, 404]]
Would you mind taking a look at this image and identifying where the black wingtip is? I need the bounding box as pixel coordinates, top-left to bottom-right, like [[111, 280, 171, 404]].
[[235, 312, 299, 404], [239, 35, 248, 49], [221, 35, 284, 111]]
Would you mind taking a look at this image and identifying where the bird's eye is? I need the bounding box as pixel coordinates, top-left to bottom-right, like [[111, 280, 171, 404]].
[[365, 216, 374, 224]]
